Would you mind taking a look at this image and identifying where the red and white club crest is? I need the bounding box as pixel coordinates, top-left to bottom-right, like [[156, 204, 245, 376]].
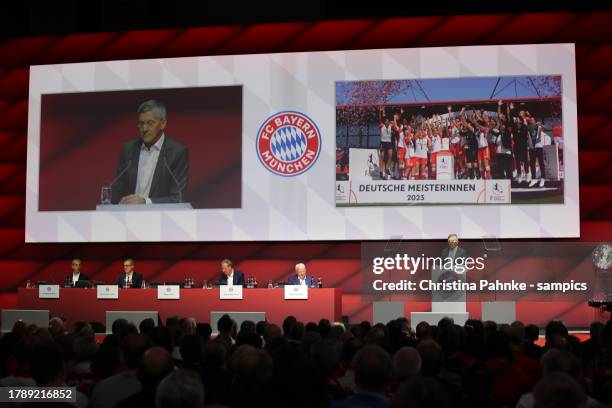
[[256, 111, 322, 176]]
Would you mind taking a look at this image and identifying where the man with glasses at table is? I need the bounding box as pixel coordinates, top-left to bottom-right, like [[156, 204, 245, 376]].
[[116, 259, 144, 288]]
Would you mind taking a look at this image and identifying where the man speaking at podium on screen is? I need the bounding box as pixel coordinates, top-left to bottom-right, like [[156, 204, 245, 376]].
[[110, 99, 189, 204]]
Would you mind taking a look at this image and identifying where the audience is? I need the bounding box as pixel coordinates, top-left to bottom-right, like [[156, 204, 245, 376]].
[[156, 369, 204, 408], [0, 314, 610, 408]]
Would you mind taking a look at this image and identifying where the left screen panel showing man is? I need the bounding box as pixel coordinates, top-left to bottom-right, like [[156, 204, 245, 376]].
[[38, 86, 242, 211], [111, 99, 189, 205]]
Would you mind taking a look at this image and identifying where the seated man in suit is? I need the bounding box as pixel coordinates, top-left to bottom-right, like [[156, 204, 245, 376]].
[[288, 263, 316, 287], [65, 258, 90, 287], [111, 99, 189, 204], [116, 258, 144, 288], [218, 259, 244, 286]]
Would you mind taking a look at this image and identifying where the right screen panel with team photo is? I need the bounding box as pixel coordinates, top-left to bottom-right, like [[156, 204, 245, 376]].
[[335, 75, 564, 206]]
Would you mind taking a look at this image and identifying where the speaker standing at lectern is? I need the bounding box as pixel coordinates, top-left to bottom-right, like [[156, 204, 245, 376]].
[[441, 233, 467, 263], [110, 99, 189, 205]]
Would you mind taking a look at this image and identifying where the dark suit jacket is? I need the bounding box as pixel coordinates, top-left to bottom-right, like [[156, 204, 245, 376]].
[[441, 246, 468, 259], [111, 135, 189, 204], [66, 273, 90, 282], [218, 270, 245, 286], [288, 275, 316, 287], [116, 272, 144, 288], [65, 273, 90, 287]]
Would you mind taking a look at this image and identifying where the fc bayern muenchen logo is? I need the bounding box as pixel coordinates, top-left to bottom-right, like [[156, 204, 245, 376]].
[[256, 111, 322, 177]]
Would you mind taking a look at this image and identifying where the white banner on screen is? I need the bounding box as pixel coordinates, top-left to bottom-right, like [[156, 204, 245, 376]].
[[336, 180, 510, 205], [26, 43, 579, 241]]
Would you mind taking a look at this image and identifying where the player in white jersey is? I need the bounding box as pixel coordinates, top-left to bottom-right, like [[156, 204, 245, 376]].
[[476, 120, 491, 179], [429, 127, 443, 179], [414, 129, 429, 180], [396, 119, 407, 180], [403, 126, 415, 180], [378, 107, 394, 180]]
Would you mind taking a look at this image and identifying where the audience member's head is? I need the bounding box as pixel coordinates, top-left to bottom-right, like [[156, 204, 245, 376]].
[[282, 316, 297, 337], [415, 321, 432, 341], [509, 321, 525, 346], [319, 319, 331, 338], [155, 369, 204, 408], [111, 318, 129, 336], [545, 320, 568, 344], [437, 324, 464, 356], [137, 346, 175, 391], [139, 318, 156, 335], [359, 321, 372, 338], [263, 323, 282, 344], [438, 317, 454, 329], [195, 323, 212, 341], [217, 314, 234, 336], [352, 345, 392, 393], [239, 320, 256, 335], [230, 345, 273, 387], [255, 321, 267, 337], [11, 320, 28, 337], [48, 317, 66, 338], [73, 320, 94, 336], [417, 339, 444, 377], [179, 317, 197, 337], [541, 350, 581, 379], [533, 372, 586, 408], [328, 322, 346, 340], [393, 346, 422, 380]]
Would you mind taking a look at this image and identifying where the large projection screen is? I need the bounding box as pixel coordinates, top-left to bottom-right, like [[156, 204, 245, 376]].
[[26, 43, 578, 242]]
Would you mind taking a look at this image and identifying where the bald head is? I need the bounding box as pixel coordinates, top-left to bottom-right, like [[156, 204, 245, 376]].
[[393, 347, 422, 379], [139, 346, 174, 387]]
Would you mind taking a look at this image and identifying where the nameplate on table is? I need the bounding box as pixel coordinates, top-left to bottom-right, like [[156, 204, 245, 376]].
[[157, 285, 180, 300], [97, 285, 119, 299], [219, 285, 243, 300], [284, 285, 308, 300], [38, 284, 60, 299]]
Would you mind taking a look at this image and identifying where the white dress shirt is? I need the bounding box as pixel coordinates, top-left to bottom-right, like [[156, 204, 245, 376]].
[[226, 272, 234, 286], [135, 134, 165, 204], [72, 273, 80, 285], [299, 277, 306, 286]]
